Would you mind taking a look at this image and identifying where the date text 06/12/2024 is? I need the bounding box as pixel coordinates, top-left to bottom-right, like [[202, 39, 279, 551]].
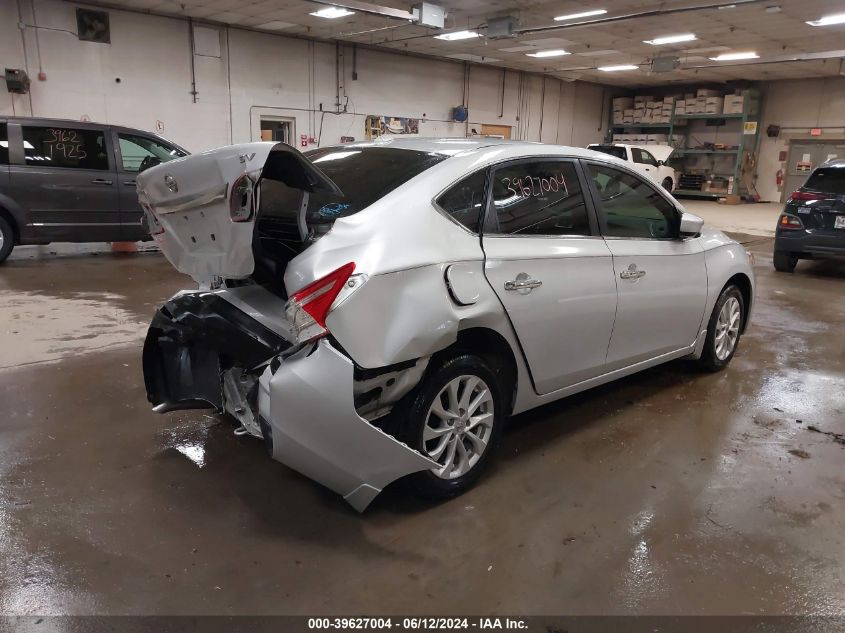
[[307, 617, 528, 630]]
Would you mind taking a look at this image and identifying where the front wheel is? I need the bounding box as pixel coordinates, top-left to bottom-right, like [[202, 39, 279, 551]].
[[773, 250, 797, 273], [396, 354, 504, 500], [699, 285, 745, 371], [0, 216, 14, 264]]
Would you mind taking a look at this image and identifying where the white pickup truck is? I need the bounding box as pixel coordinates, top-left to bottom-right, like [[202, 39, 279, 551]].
[[587, 143, 677, 192]]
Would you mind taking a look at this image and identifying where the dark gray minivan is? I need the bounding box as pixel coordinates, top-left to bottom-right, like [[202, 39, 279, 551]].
[[0, 117, 188, 263]]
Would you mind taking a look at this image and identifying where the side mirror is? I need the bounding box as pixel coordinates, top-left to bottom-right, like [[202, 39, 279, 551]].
[[679, 212, 704, 238]]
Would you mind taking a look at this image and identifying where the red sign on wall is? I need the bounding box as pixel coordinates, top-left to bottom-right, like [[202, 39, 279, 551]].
[[300, 134, 308, 148]]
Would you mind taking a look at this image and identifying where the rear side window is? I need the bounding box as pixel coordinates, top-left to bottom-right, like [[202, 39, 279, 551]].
[[23, 126, 109, 170], [0, 123, 8, 165], [804, 167, 845, 195], [589, 145, 627, 161], [436, 170, 487, 233], [486, 160, 592, 237]]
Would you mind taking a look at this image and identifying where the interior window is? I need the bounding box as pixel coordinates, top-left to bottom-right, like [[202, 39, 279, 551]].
[[486, 160, 591, 237], [118, 133, 186, 173], [588, 163, 678, 239], [631, 148, 658, 167], [0, 123, 8, 165], [436, 170, 487, 233], [22, 126, 109, 170]]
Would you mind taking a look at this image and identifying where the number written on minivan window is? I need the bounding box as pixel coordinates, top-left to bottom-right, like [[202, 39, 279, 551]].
[[45, 129, 88, 160]]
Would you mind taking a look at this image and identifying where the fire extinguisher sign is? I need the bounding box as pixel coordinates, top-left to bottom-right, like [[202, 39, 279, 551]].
[[300, 134, 308, 148]]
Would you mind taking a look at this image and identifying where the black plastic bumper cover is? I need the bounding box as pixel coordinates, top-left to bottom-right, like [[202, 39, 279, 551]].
[[143, 292, 290, 413]]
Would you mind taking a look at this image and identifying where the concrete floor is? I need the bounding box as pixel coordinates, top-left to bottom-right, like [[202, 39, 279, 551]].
[[1, 232, 844, 616], [680, 200, 781, 237]]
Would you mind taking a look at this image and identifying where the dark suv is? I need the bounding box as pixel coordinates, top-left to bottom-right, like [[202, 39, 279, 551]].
[[774, 160, 845, 273], [0, 117, 187, 263]]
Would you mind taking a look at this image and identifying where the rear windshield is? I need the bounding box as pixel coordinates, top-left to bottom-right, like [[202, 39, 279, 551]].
[[259, 146, 448, 226], [804, 166, 845, 195], [589, 145, 627, 161]]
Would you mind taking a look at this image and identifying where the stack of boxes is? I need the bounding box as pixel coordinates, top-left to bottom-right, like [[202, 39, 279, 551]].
[[611, 97, 634, 125]]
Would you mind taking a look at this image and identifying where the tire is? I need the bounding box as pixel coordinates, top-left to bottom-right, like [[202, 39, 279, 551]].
[[699, 285, 745, 372], [661, 177, 673, 191], [396, 353, 505, 500], [0, 216, 14, 264], [773, 250, 797, 273]]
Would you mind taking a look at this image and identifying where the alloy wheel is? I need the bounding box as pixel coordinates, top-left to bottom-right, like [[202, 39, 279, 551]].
[[423, 375, 495, 480], [715, 296, 741, 360]]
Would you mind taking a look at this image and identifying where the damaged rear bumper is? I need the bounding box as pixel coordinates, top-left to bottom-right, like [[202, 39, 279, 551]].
[[144, 291, 435, 511], [259, 340, 436, 512]]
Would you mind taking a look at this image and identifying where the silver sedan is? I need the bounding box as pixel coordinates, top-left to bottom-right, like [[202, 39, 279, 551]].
[[138, 138, 754, 511]]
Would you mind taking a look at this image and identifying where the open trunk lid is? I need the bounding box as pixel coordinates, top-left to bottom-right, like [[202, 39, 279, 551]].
[[136, 142, 341, 285]]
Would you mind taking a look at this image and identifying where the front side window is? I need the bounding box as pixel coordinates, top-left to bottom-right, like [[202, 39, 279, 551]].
[[436, 170, 487, 233], [119, 133, 186, 172], [631, 148, 658, 167], [486, 160, 591, 237], [22, 126, 109, 170], [587, 163, 678, 239]]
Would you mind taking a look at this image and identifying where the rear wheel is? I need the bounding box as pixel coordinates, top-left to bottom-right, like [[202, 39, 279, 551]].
[[773, 250, 797, 273], [0, 216, 14, 264], [661, 177, 673, 191], [699, 285, 744, 371], [396, 354, 504, 500]]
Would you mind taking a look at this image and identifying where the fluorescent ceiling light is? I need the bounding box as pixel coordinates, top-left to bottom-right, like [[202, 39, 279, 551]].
[[806, 12, 845, 26], [644, 33, 697, 45], [554, 9, 607, 21], [434, 30, 480, 41], [598, 64, 639, 71], [309, 7, 354, 19], [526, 49, 570, 57], [709, 51, 759, 60]]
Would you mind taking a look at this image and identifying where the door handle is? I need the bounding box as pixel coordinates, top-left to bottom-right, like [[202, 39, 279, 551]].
[[620, 265, 646, 280], [504, 273, 543, 292], [91, 178, 113, 185], [122, 180, 136, 186]]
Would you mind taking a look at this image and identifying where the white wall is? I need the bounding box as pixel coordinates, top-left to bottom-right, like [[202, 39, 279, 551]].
[[756, 77, 845, 202], [0, 0, 609, 153]]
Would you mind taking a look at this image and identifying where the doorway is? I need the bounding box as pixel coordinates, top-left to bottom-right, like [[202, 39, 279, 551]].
[[784, 139, 845, 201], [260, 117, 294, 144]]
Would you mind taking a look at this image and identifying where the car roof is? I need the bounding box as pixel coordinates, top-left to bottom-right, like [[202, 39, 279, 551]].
[[817, 158, 845, 169], [1, 116, 187, 152], [326, 137, 608, 160]]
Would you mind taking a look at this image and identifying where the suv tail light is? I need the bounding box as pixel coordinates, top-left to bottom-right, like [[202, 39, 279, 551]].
[[790, 190, 825, 201], [285, 263, 356, 342], [779, 214, 804, 230]]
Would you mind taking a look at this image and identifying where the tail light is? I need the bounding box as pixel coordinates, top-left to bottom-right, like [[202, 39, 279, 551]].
[[285, 263, 356, 342], [790, 190, 825, 201], [142, 203, 165, 236], [779, 214, 804, 230], [229, 175, 255, 222]]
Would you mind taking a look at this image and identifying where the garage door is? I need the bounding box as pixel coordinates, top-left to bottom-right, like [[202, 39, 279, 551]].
[[785, 141, 845, 199]]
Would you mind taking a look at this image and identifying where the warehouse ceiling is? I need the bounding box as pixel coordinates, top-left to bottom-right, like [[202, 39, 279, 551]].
[[96, 0, 845, 86]]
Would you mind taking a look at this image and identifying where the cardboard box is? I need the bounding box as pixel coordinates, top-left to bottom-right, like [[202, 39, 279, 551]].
[[613, 97, 634, 110], [697, 88, 722, 98], [724, 95, 744, 114]]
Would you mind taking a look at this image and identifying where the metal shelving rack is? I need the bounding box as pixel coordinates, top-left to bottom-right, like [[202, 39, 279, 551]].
[[607, 92, 761, 199]]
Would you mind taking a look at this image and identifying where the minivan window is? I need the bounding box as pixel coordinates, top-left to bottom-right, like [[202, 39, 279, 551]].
[[804, 166, 845, 195], [258, 147, 447, 230], [486, 160, 592, 237], [118, 133, 186, 172], [23, 126, 109, 170], [436, 170, 487, 233], [589, 145, 627, 161], [0, 123, 8, 165]]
